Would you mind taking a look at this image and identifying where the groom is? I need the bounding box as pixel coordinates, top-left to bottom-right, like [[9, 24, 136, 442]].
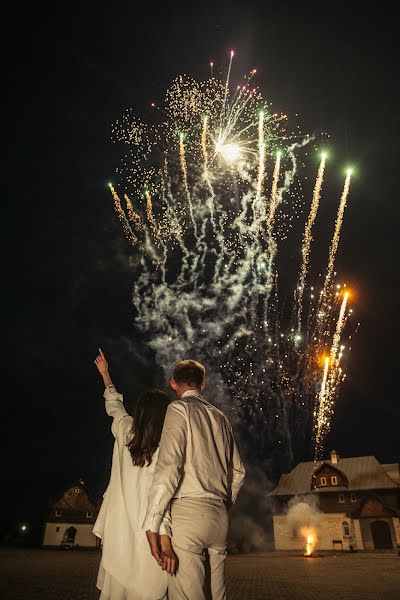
[[144, 359, 246, 600]]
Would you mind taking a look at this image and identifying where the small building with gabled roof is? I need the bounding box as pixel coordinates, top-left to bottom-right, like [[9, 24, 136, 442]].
[[269, 451, 400, 551], [43, 480, 100, 549]]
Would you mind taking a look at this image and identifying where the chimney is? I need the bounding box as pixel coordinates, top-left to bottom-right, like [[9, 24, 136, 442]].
[[330, 450, 339, 464]]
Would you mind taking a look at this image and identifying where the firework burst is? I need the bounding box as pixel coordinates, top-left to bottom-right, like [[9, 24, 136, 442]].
[[108, 54, 357, 471]]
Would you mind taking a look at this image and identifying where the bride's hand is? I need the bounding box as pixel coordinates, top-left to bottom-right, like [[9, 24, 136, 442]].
[[94, 348, 112, 387], [94, 348, 109, 375]]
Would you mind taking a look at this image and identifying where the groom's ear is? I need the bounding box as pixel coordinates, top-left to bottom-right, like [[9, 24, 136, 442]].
[[170, 378, 178, 391], [200, 380, 206, 391]]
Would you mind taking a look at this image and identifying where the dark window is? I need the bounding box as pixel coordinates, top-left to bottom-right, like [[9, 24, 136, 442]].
[[320, 477, 327, 486], [56, 527, 60, 532], [331, 476, 338, 485], [86, 511, 93, 518], [351, 493, 357, 502], [339, 494, 345, 503], [342, 521, 350, 536], [55, 510, 61, 517]]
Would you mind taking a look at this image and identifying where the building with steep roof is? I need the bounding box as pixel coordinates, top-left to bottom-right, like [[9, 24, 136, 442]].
[[42, 480, 100, 549], [269, 451, 400, 551]]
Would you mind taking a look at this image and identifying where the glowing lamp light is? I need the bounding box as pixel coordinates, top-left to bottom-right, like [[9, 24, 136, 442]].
[[21, 525, 27, 531], [215, 142, 242, 163], [346, 167, 353, 176]]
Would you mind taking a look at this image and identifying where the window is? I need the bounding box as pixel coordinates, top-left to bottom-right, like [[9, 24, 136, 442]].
[[320, 477, 327, 486], [331, 476, 338, 485], [55, 510, 61, 517], [74, 488, 80, 494], [351, 493, 357, 503], [342, 521, 350, 536], [56, 527, 60, 532], [86, 511, 93, 518], [339, 494, 345, 503]]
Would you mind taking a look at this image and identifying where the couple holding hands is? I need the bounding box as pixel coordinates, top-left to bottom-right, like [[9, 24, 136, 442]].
[[94, 350, 245, 600]]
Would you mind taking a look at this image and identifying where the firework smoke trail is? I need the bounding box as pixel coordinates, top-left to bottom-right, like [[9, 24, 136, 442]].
[[220, 50, 234, 131], [267, 152, 281, 231], [317, 169, 352, 337], [324, 170, 352, 293], [124, 193, 143, 233], [314, 356, 330, 460], [109, 184, 137, 245], [179, 133, 198, 237], [109, 57, 356, 473], [201, 115, 216, 225], [262, 151, 281, 292], [252, 111, 266, 221], [313, 291, 349, 460], [145, 190, 157, 239], [329, 291, 349, 367], [296, 154, 327, 333]]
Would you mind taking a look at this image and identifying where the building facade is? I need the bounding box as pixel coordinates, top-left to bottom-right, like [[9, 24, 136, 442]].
[[43, 481, 100, 549], [269, 451, 400, 551]]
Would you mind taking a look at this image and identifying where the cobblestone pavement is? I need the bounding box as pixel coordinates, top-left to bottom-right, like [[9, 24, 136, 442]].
[[1, 549, 399, 600]]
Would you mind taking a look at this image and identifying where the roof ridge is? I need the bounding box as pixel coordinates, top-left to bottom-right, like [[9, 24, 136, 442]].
[[376, 460, 400, 489]]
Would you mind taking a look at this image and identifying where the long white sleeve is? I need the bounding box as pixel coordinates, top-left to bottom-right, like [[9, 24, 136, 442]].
[[103, 385, 172, 536], [103, 385, 131, 437], [143, 402, 187, 533], [159, 503, 172, 537], [231, 436, 246, 503], [94, 385, 169, 597]]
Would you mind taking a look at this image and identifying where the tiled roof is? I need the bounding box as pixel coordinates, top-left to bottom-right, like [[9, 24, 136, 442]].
[[382, 463, 400, 485], [269, 456, 400, 496]]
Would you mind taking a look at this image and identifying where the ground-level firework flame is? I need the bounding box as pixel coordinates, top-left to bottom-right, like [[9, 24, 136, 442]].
[[108, 52, 357, 473], [301, 527, 317, 556]]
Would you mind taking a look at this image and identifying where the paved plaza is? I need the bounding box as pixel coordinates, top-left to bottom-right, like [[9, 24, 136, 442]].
[[0, 549, 399, 600]]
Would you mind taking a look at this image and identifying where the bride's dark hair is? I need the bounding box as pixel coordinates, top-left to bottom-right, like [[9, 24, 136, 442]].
[[127, 389, 170, 467]]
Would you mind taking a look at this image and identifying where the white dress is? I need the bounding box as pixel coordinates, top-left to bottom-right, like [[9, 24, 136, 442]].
[[93, 386, 169, 600]]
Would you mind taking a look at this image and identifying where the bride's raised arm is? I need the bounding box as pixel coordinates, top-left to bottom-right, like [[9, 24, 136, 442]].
[[94, 348, 131, 437]]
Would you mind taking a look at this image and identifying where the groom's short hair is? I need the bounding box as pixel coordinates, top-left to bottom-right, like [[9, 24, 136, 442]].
[[173, 359, 205, 388]]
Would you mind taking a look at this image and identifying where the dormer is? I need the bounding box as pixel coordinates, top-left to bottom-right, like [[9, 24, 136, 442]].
[[311, 462, 348, 490]]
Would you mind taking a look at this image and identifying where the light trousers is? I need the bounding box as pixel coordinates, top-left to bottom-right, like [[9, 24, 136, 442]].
[[168, 497, 229, 600]]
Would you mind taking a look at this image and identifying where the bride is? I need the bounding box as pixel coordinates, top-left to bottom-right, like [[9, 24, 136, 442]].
[[93, 349, 177, 600]]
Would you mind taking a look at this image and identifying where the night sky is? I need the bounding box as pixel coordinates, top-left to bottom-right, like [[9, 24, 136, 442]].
[[3, 2, 399, 540]]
